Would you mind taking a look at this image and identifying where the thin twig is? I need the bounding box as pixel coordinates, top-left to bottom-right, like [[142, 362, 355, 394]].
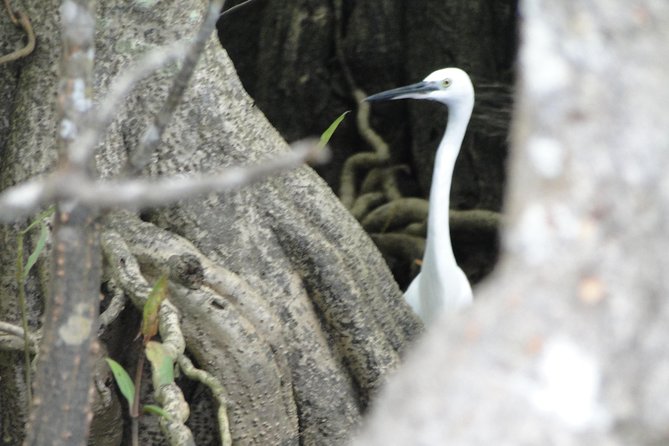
[[128, 0, 226, 174], [66, 143, 328, 208], [101, 146, 323, 205], [220, 0, 256, 18], [0, 141, 329, 221]]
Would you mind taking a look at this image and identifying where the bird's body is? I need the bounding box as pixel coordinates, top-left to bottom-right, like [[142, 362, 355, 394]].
[[365, 68, 474, 324]]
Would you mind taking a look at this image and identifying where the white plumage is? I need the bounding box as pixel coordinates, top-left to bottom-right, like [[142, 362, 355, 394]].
[[366, 68, 474, 324]]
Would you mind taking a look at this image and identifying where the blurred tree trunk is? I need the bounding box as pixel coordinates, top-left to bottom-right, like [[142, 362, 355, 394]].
[[352, 0, 669, 444], [0, 1, 419, 444]]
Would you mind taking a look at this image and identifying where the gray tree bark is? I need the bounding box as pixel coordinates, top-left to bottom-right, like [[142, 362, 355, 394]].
[[0, 1, 419, 444], [352, 0, 669, 444]]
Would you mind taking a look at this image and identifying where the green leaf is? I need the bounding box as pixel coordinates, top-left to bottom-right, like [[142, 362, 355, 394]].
[[143, 404, 171, 420], [317, 111, 349, 150], [23, 222, 49, 281], [145, 341, 174, 388], [141, 274, 169, 342], [105, 358, 135, 406]]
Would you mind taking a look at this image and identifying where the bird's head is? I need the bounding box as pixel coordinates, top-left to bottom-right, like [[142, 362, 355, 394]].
[[365, 67, 474, 109]]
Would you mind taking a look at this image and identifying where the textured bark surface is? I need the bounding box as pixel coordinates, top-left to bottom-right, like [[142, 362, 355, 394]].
[[352, 0, 669, 444], [0, 1, 420, 444]]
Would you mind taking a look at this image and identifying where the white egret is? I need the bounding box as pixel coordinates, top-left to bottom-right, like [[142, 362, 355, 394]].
[[365, 67, 474, 324]]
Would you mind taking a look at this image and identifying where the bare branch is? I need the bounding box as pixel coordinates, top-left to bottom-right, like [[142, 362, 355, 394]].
[[26, 1, 101, 444], [65, 142, 329, 209], [0, 177, 52, 219], [0, 141, 328, 222], [220, 0, 256, 18]]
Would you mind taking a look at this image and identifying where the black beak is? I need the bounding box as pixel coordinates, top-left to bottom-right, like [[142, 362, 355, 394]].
[[364, 81, 439, 102]]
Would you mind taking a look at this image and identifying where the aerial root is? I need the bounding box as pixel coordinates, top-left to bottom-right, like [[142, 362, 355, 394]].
[[177, 355, 232, 446], [98, 277, 128, 335], [332, 0, 393, 211], [0, 1, 35, 65], [339, 152, 389, 209], [152, 368, 193, 446], [100, 213, 251, 444], [449, 209, 502, 234], [105, 211, 283, 339], [0, 321, 38, 353], [351, 192, 502, 288], [360, 165, 410, 198], [361, 198, 429, 233], [101, 229, 196, 444], [370, 233, 425, 263], [350, 192, 385, 220], [102, 222, 240, 445]]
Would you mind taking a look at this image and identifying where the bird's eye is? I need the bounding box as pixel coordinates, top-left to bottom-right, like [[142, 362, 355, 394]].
[[441, 79, 451, 88]]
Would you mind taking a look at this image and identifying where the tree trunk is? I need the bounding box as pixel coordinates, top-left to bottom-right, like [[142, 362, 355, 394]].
[[352, 0, 669, 444], [0, 1, 420, 444]]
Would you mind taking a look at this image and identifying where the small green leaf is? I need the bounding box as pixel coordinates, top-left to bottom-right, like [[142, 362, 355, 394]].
[[318, 111, 349, 150], [145, 341, 174, 388], [23, 222, 49, 281], [143, 404, 171, 419], [141, 274, 169, 342], [105, 358, 135, 406]]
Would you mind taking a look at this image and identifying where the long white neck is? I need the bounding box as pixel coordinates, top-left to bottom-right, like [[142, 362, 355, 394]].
[[420, 99, 473, 306]]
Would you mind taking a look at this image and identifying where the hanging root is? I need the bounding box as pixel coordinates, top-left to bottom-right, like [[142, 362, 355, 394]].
[[339, 153, 389, 208], [0, 2, 35, 66], [332, 0, 394, 209], [0, 321, 38, 353], [98, 277, 127, 335], [101, 228, 197, 445], [177, 355, 232, 446]]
